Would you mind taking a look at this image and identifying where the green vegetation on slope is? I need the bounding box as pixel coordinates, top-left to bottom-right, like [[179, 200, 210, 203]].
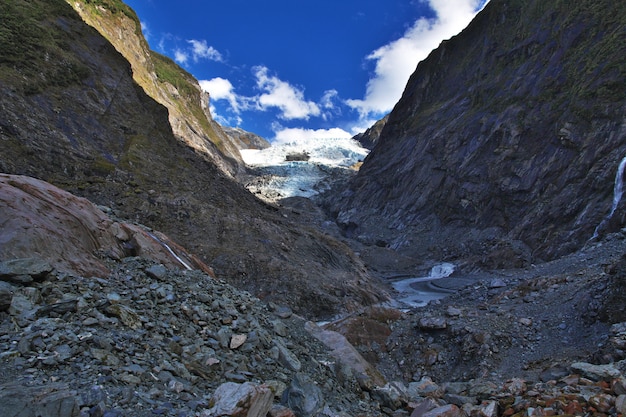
[[151, 51, 224, 152], [80, 0, 140, 32], [0, 0, 90, 94]]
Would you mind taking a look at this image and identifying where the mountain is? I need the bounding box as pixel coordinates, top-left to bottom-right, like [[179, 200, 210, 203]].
[[328, 0, 626, 268], [68, 0, 245, 177], [0, 0, 385, 319], [352, 114, 388, 150], [221, 126, 271, 150]]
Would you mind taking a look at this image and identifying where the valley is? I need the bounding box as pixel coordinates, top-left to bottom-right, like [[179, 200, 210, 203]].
[[0, 0, 625, 415]]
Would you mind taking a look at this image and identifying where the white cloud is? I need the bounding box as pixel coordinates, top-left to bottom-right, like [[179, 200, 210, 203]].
[[174, 49, 188, 64], [188, 39, 223, 62], [346, 0, 487, 118], [273, 126, 352, 144], [199, 77, 241, 113], [254, 66, 321, 120]]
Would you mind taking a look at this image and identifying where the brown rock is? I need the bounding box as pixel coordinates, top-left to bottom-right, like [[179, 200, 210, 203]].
[[420, 404, 466, 417], [0, 174, 212, 277], [589, 393, 615, 413]]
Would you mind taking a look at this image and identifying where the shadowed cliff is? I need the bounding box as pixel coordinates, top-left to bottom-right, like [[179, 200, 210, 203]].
[[328, 0, 626, 267]]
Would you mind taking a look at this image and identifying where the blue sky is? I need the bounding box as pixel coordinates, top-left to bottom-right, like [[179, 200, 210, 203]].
[[125, 0, 488, 142]]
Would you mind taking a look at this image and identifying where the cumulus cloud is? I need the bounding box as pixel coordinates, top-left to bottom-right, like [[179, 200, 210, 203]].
[[199, 78, 240, 112], [254, 66, 321, 120], [346, 0, 487, 118], [174, 49, 188, 64], [187, 39, 224, 62], [273, 126, 352, 144]]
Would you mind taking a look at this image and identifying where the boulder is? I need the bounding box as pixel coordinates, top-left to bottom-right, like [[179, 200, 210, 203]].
[[304, 321, 386, 389], [204, 382, 273, 417], [0, 174, 212, 277], [0, 383, 79, 417], [0, 258, 52, 284], [571, 362, 622, 381], [0, 281, 15, 311], [281, 373, 324, 417]]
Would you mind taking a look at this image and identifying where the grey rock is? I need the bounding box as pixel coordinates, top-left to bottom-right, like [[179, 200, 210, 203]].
[[418, 317, 447, 330], [371, 382, 407, 410], [274, 340, 302, 372], [204, 382, 273, 417], [145, 264, 167, 280], [0, 258, 52, 284], [420, 404, 466, 417], [571, 362, 622, 381], [282, 373, 324, 417], [0, 281, 16, 311], [0, 382, 79, 417]]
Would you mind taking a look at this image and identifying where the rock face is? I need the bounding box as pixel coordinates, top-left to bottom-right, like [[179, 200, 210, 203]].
[[0, 174, 211, 277], [0, 0, 385, 319], [353, 114, 389, 150], [222, 126, 271, 150], [68, 0, 245, 177], [329, 0, 626, 265]]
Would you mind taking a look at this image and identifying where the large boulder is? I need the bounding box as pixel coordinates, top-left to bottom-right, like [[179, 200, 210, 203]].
[[0, 174, 211, 277]]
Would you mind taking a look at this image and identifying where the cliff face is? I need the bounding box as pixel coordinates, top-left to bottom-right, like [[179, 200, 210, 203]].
[[330, 0, 626, 265], [353, 115, 389, 150], [0, 0, 385, 319], [67, 0, 245, 177]]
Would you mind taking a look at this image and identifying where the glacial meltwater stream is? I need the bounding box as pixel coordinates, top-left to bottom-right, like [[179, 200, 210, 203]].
[[390, 263, 457, 308]]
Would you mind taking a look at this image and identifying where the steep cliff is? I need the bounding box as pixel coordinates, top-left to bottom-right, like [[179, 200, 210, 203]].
[[0, 0, 385, 319], [67, 0, 245, 177], [330, 0, 626, 266], [353, 115, 388, 150]]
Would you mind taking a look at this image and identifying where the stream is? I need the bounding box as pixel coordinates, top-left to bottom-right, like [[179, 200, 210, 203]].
[[390, 263, 463, 308]]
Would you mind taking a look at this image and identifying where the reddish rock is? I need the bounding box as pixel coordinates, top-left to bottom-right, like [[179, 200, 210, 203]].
[[0, 174, 212, 277]]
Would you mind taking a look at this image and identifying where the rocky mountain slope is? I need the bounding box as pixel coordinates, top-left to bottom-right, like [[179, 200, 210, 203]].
[[67, 0, 245, 177], [0, 0, 385, 320], [327, 0, 626, 268]]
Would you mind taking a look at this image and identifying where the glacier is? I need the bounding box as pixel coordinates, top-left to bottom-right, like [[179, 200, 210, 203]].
[[241, 137, 369, 200]]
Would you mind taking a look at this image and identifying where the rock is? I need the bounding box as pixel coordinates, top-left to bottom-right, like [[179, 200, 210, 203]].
[[145, 264, 167, 280], [0, 175, 210, 278], [230, 334, 247, 350], [304, 321, 386, 389], [8, 293, 38, 319], [613, 377, 626, 395], [409, 398, 439, 417], [371, 381, 408, 410], [0, 281, 15, 311], [571, 362, 622, 381], [0, 382, 80, 417], [0, 258, 52, 284], [418, 317, 447, 330], [473, 400, 498, 417], [285, 152, 310, 162], [103, 303, 142, 329], [420, 404, 466, 417], [503, 378, 527, 395], [488, 279, 506, 289], [408, 377, 444, 399], [518, 318, 533, 326], [204, 382, 273, 417], [274, 341, 302, 372], [616, 394, 626, 415], [268, 404, 296, 417], [589, 393, 615, 413], [282, 373, 324, 417], [446, 306, 462, 317]]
